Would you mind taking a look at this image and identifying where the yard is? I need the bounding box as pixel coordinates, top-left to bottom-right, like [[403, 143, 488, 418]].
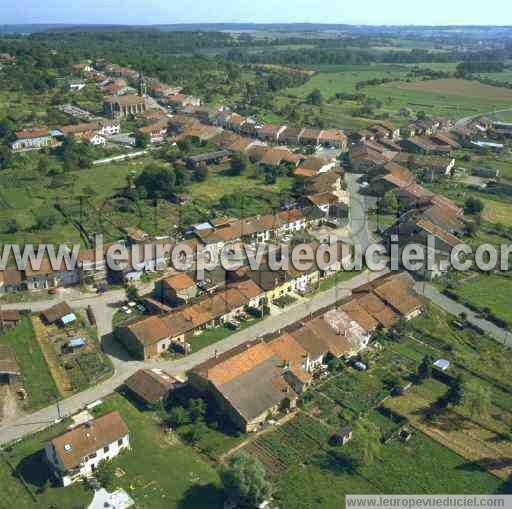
[[0, 394, 225, 509], [0, 315, 60, 411]]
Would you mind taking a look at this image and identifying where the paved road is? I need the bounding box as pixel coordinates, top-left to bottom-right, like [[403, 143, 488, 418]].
[[414, 282, 512, 348], [454, 108, 512, 130], [0, 269, 388, 446]]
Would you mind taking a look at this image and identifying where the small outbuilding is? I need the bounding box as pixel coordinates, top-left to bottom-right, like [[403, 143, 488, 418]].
[[124, 368, 179, 407], [41, 302, 77, 326]]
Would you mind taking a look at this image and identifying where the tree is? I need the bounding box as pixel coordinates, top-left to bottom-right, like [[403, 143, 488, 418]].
[[417, 355, 434, 382], [381, 190, 399, 214], [221, 452, 273, 508], [135, 164, 178, 200], [230, 153, 249, 176], [34, 210, 58, 231], [168, 406, 190, 427], [464, 197, 484, 215], [5, 219, 18, 234], [135, 131, 150, 148], [95, 459, 116, 491], [188, 398, 207, 422], [307, 88, 323, 106], [126, 285, 140, 302], [185, 421, 208, 444], [194, 165, 209, 182], [446, 374, 465, 407]]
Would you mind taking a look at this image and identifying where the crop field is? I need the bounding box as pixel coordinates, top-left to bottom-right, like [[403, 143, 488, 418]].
[[370, 78, 512, 117]]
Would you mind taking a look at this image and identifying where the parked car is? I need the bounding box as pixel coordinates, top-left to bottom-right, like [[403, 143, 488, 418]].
[[353, 361, 367, 371]]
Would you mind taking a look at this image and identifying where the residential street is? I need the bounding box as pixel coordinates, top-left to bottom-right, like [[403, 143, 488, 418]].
[[345, 172, 377, 251], [414, 282, 512, 348], [0, 268, 388, 446]]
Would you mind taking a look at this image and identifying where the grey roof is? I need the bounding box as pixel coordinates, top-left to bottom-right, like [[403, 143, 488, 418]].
[[217, 355, 291, 422]]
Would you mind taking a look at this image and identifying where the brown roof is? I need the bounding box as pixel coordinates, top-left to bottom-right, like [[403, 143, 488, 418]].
[[307, 192, 338, 206], [59, 123, 99, 135], [0, 310, 21, 323], [196, 340, 275, 386], [41, 302, 74, 324], [163, 273, 196, 292], [355, 293, 397, 328], [318, 129, 347, 143], [293, 167, 316, 178], [15, 128, 50, 139], [50, 411, 129, 471], [300, 156, 330, 172], [124, 369, 177, 405], [339, 300, 379, 333], [373, 279, 423, 317], [291, 325, 328, 359], [0, 267, 23, 286], [416, 219, 462, 248], [125, 315, 173, 346]]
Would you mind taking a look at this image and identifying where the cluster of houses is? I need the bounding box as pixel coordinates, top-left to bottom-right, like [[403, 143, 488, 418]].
[[10, 119, 121, 152], [40, 270, 423, 487], [187, 271, 423, 432]]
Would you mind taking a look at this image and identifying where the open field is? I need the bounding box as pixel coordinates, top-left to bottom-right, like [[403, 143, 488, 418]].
[[389, 79, 512, 101], [482, 197, 512, 227], [384, 379, 512, 480], [0, 315, 60, 411]]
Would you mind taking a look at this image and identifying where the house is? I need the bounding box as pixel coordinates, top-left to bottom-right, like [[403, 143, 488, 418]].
[[167, 94, 201, 109], [0, 53, 16, 63], [188, 339, 298, 432], [279, 127, 304, 146], [352, 272, 424, 320], [257, 124, 287, 143], [69, 80, 86, 92], [158, 272, 198, 305], [124, 368, 179, 407], [0, 345, 21, 385], [45, 411, 130, 486], [318, 129, 348, 150], [303, 192, 339, 216], [118, 280, 263, 360], [299, 128, 321, 146], [11, 128, 56, 152], [41, 302, 77, 326], [0, 310, 21, 329], [23, 257, 80, 291], [401, 136, 452, 155], [297, 156, 336, 175], [83, 132, 106, 145], [349, 142, 397, 172], [0, 267, 24, 293], [186, 150, 231, 168], [137, 120, 168, 143]]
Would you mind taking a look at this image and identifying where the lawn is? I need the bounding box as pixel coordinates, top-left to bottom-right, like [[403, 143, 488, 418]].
[[0, 315, 60, 411], [456, 273, 512, 328], [0, 393, 225, 509], [0, 419, 92, 508], [190, 316, 262, 352], [91, 394, 225, 508]]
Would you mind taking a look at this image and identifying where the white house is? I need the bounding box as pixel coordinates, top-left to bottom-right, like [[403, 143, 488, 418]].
[[69, 81, 86, 92], [97, 120, 121, 136], [84, 133, 106, 145], [11, 128, 56, 152], [45, 411, 130, 487]]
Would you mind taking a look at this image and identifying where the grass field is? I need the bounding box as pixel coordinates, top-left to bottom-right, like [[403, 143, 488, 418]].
[[455, 273, 512, 328], [0, 315, 60, 411], [0, 394, 224, 509], [482, 197, 512, 227]]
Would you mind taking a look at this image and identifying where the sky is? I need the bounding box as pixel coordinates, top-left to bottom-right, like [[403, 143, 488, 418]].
[[1, 0, 511, 26]]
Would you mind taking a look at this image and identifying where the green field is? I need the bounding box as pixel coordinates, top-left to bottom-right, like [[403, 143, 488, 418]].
[[0, 315, 59, 410]]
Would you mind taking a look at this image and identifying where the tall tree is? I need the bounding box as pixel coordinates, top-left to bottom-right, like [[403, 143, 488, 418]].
[[221, 452, 272, 508]]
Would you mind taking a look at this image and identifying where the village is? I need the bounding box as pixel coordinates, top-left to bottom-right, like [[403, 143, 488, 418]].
[[1, 25, 512, 509]]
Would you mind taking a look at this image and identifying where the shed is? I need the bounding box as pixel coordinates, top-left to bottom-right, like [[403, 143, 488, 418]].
[[433, 359, 450, 371], [68, 337, 86, 349], [41, 302, 75, 325]]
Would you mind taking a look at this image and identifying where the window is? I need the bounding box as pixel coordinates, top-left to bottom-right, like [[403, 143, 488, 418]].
[[118, 438, 123, 446], [103, 445, 109, 453]]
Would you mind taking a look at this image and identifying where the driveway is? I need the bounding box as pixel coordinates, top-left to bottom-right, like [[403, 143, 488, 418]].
[[414, 282, 512, 348], [0, 268, 388, 446]]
